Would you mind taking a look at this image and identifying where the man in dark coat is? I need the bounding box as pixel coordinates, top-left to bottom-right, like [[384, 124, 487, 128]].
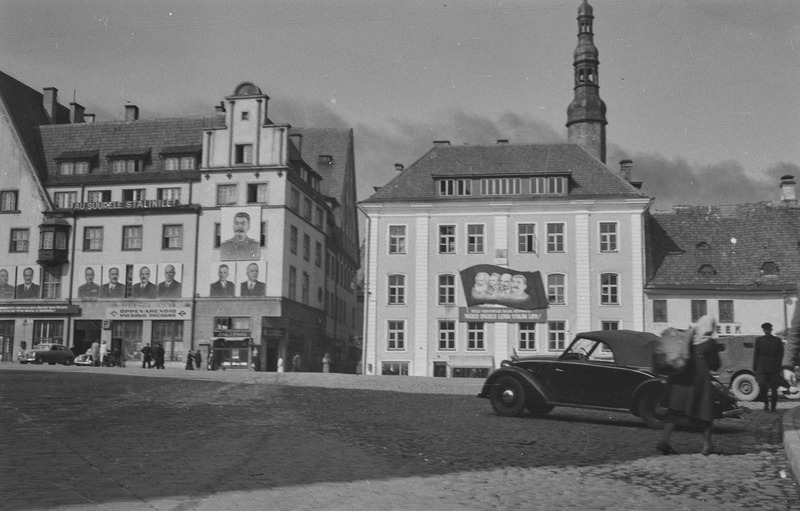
[[754, 322, 784, 411], [15, 267, 40, 299]]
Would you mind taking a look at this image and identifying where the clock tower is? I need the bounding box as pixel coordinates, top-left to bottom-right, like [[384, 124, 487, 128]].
[[566, 0, 607, 163]]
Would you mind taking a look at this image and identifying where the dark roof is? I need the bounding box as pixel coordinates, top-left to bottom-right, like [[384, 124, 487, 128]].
[[289, 127, 353, 200], [0, 70, 70, 177], [646, 202, 800, 292], [36, 116, 226, 182], [362, 142, 644, 203]]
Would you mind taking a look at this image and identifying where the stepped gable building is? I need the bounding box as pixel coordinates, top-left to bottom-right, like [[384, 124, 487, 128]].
[[0, 75, 361, 371], [359, 0, 651, 377], [645, 176, 800, 336]]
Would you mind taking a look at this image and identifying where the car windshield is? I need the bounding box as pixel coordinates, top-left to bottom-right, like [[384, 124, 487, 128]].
[[561, 338, 615, 362]]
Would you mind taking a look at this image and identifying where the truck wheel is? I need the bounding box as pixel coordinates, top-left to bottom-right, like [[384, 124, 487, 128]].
[[731, 373, 759, 401]]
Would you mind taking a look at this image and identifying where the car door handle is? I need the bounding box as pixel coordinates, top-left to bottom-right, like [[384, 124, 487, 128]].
[[555, 368, 564, 372]]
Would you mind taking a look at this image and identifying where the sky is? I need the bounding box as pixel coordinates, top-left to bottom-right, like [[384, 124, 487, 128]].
[[0, 0, 798, 210]]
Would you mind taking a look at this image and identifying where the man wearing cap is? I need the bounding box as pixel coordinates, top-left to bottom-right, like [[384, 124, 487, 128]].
[[754, 322, 784, 411]]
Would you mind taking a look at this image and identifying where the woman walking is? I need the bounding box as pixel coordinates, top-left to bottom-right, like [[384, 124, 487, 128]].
[[656, 315, 722, 456]]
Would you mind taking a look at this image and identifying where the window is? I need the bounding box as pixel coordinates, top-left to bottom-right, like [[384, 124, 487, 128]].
[[40, 230, 66, 251], [547, 223, 564, 253], [599, 222, 618, 252], [389, 225, 406, 254], [122, 189, 146, 201], [74, 161, 89, 174], [602, 321, 619, 331], [241, 111, 249, 121], [519, 323, 537, 350], [59, 162, 74, 175], [318, 155, 333, 166], [302, 272, 310, 304], [438, 320, 456, 350], [87, 190, 111, 203], [303, 198, 312, 220], [467, 224, 484, 254], [719, 300, 734, 324], [83, 227, 103, 251], [698, 265, 716, 276], [382, 361, 409, 375], [54, 192, 77, 209], [600, 273, 619, 305], [10, 229, 29, 252], [164, 157, 194, 170], [302, 234, 310, 260], [235, 144, 253, 164], [467, 322, 485, 350], [439, 179, 472, 196], [548, 321, 566, 351], [214, 223, 221, 248], [260, 222, 266, 247], [33, 320, 63, 345], [111, 159, 140, 173], [315, 241, 322, 267], [151, 321, 184, 361], [481, 178, 521, 195], [388, 320, 405, 350], [388, 274, 406, 305], [439, 225, 455, 254], [530, 176, 567, 195], [288, 266, 297, 300], [289, 188, 300, 212], [157, 187, 182, 201], [289, 226, 298, 254], [653, 300, 668, 323], [42, 267, 62, 299], [438, 274, 456, 305], [547, 274, 565, 305], [315, 207, 324, 229], [691, 300, 707, 322], [216, 184, 237, 205], [122, 225, 143, 251], [162, 225, 183, 249], [0, 190, 18, 211], [247, 183, 268, 203], [518, 224, 537, 253]]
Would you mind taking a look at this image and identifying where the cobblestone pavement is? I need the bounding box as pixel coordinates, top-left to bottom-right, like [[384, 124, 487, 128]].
[[1, 364, 799, 510]]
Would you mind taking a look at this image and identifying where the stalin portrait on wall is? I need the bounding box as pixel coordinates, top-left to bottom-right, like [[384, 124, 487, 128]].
[[220, 207, 261, 261]]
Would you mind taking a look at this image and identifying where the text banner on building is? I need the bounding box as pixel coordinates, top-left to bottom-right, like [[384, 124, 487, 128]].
[[107, 304, 192, 320], [459, 264, 549, 311], [459, 306, 547, 323]]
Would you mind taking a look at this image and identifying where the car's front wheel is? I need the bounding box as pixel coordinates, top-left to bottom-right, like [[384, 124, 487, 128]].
[[35, 355, 44, 365], [731, 373, 759, 401], [490, 376, 528, 417], [637, 390, 670, 429], [63, 357, 74, 366]]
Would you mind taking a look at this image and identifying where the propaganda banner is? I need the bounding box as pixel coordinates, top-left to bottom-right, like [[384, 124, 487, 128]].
[[459, 264, 548, 322]]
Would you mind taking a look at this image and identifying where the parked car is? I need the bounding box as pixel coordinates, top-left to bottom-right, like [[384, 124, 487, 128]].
[[74, 353, 94, 366], [478, 330, 743, 429], [19, 343, 75, 365], [714, 335, 799, 401]]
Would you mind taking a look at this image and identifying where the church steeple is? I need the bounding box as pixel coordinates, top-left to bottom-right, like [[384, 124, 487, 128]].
[[566, 0, 607, 163]]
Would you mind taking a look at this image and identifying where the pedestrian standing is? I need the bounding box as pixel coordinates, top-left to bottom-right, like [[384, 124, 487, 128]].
[[141, 343, 153, 368], [322, 353, 331, 373], [657, 315, 722, 456], [292, 353, 301, 372], [194, 349, 202, 370], [185, 350, 195, 370], [277, 356, 284, 373], [154, 343, 165, 370], [99, 341, 109, 366], [754, 322, 784, 411], [92, 341, 101, 367]]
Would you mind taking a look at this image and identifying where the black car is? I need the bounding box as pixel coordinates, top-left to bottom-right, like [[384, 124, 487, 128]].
[[478, 330, 743, 429]]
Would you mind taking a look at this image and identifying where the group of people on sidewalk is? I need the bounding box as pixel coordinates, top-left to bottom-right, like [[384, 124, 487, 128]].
[[140, 343, 166, 370]]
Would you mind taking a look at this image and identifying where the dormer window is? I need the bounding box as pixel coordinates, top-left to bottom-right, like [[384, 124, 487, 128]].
[[698, 265, 716, 276], [164, 156, 196, 170], [761, 262, 779, 275], [531, 176, 567, 195], [318, 155, 333, 166], [481, 178, 521, 195], [111, 159, 140, 173], [439, 179, 472, 196], [235, 144, 253, 164], [696, 242, 710, 250], [59, 161, 89, 175]]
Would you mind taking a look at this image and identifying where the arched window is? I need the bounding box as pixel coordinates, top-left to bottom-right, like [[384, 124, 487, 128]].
[[698, 265, 716, 276], [696, 242, 710, 250], [761, 262, 779, 275]]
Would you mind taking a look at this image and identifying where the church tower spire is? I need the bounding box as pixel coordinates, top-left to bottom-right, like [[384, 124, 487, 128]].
[[566, 0, 607, 163]]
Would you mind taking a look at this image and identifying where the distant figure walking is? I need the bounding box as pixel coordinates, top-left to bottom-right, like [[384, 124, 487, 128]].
[[322, 353, 331, 373], [141, 343, 153, 368], [194, 349, 202, 370], [277, 356, 284, 373], [292, 353, 301, 372], [154, 343, 165, 370], [754, 322, 784, 412], [185, 350, 195, 370]]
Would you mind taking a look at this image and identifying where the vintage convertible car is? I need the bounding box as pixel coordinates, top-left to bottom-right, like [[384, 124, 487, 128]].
[[19, 343, 75, 365], [478, 330, 743, 429]]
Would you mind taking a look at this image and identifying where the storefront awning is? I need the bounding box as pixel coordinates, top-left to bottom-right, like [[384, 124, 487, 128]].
[[446, 355, 494, 368]]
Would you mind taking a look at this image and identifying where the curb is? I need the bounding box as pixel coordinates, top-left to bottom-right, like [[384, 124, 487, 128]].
[[784, 406, 800, 484]]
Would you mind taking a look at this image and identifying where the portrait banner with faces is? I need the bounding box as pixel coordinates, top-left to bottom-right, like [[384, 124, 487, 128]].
[[220, 206, 262, 261], [101, 265, 126, 299], [236, 260, 266, 297], [77, 264, 102, 300], [0, 265, 16, 299], [131, 263, 158, 299], [156, 263, 183, 299], [15, 265, 41, 300], [208, 262, 237, 297], [459, 264, 548, 311]]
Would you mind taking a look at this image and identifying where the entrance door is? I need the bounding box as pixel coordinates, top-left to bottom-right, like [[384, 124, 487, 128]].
[[0, 321, 14, 361], [266, 346, 277, 372], [73, 320, 102, 357]]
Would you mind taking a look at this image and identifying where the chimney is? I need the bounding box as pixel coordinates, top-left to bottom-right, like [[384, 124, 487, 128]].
[[43, 87, 58, 124], [84, 113, 96, 123], [215, 101, 226, 115], [125, 104, 139, 121], [70, 102, 85, 124], [781, 175, 797, 203], [433, 140, 451, 147], [497, 139, 509, 145], [394, 163, 404, 172], [619, 159, 633, 182]]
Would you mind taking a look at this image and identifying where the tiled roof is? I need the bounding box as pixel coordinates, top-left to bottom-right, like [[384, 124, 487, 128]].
[[646, 202, 800, 291], [290, 127, 353, 201], [36, 116, 226, 181], [0, 70, 70, 177], [361, 142, 644, 202]]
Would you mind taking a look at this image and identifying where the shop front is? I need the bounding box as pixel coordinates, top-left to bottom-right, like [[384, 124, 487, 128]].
[[0, 303, 81, 361]]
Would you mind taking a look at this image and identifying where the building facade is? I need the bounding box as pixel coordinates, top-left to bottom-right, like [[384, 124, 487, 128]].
[[0, 76, 360, 371], [359, 1, 652, 377]]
